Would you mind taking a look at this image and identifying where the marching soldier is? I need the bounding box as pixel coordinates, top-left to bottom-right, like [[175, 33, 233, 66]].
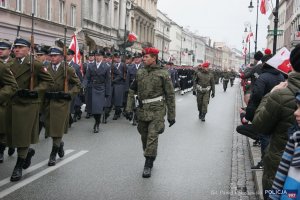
[[44, 46, 81, 166], [221, 68, 231, 92], [35, 45, 50, 65], [111, 51, 127, 120], [229, 68, 236, 87], [84, 50, 95, 119], [0, 60, 18, 163], [193, 61, 215, 121], [125, 47, 176, 178], [7, 37, 54, 181], [83, 49, 111, 133], [0, 39, 13, 64]]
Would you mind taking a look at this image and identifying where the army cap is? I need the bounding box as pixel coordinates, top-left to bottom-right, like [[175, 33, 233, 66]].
[[113, 51, 121, 57], [48, 46, 63, 55], [94, 49, 105, 56], [67, 49, 75, 55], [133, 52, 143, 58], [104, 51, 112, 58], [88, 50, 95, 56], [14, 36, 31, 47], [125, 52, 133, 59], [35, 45, 48, 55], [0, 39, 12, 49]]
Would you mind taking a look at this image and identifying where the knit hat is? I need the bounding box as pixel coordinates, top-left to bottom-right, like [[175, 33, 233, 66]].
[[254, 51, 263, 61], [290, 44, 300, 72]]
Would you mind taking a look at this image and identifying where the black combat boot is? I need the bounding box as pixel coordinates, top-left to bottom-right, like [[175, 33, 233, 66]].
[[58, 141, 65, 158], [8, 147, 15, 156], [22, 148, 35, 169], [73, 114, 77, 122], [198, 111, 202, 119], [48, 145, 59, 166], [201, 113, 206, 122], [93, 122, 97, 133], [113, 107, 121, 120], [10, 157, 25, 182], [142, 157, 155, 178], [0, 143, 6, 163]]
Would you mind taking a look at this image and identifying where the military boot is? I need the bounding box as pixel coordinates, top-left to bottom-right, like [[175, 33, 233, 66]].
[[58, 141, 65, 158], [48, 145, 59, 166], [201, 113, 206, 122], [93, 122, 97, 133], [23, 148, 35, 169], [142, 157, 155, 178], [0, 143, 6, 163], [10, 157, 25, 182], [198, 111, 202, 119], [8, 147, 15, 156]]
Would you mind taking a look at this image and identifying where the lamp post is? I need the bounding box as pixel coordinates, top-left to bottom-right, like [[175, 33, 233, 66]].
[[273, 0, 279, 53], [248, 0, 259, 53]]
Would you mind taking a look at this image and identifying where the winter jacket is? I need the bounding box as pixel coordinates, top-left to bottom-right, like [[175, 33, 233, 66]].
[[252, 71, 300, 190]]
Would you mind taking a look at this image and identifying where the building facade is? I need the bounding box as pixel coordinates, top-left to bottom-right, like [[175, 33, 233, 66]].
[[0, 0, 80, 46]]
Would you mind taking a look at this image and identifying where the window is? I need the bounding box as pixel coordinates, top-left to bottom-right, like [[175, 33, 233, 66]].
[[105, 1, 109, 25], [114, 5, 118, 28], [32, 0, 37, 16], [16, 0, 23, 12], [59, 0, 65, 23], [71, 5, 76, 27], [0, 0, 6, 7], [46, 0, 51, 20]]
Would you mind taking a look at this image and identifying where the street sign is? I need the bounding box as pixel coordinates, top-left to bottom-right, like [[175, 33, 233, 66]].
[[268, 30, 283, 36]]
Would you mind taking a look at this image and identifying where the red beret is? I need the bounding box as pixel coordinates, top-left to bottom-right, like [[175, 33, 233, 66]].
[[202, 61, 210, 68], [143, 47, 159, 55], [264, 48, 271, 55]]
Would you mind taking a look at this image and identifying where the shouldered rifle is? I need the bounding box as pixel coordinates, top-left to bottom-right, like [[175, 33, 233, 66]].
[[63, 18, 68, 93], [30, 13, 35, 91]]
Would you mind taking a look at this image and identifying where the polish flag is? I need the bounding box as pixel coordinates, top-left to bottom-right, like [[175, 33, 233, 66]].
[[128, 32, 137, 42], [246, 32, 253, 43], [266, 47, 292, 74], [260, 0, 269, 15], [68, 34, 82, 74]]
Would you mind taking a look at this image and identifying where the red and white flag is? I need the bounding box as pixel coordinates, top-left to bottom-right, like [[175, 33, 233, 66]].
[[260, 0, 269, 15], [68, 34, 82, 73], [128, 32, 137, 42], [246, 32, 254, 43], [266, 47, 292, 74]]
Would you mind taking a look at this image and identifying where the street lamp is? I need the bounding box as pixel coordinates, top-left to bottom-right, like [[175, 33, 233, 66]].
[[273, 0, 279, 53], [248, 0, 259, 53]]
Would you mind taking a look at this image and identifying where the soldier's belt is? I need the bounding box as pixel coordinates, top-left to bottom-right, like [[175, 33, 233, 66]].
[[141, 96, 163, 104], [196, 85, 211, 92]]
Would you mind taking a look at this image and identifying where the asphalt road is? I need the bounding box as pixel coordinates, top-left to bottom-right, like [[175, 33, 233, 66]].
[[0, 82, 237, 200]]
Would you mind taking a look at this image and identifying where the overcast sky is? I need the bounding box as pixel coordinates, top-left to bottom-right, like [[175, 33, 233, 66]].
[[157, 0, 272, 52]]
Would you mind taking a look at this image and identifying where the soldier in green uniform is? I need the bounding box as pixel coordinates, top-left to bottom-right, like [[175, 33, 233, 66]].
[[221, 68, 231, 92], [0, 39, 13, 64], [0, 59, 18, 163], [44, 47, 81, 166], [125, 47, 176, 178], [193, 61, 215, 121], [6, 37, 54, 182]]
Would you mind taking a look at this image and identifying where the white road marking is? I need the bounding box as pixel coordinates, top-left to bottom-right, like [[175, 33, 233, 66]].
[[0, 150, 88, 199], [0, 149, 74, 188]]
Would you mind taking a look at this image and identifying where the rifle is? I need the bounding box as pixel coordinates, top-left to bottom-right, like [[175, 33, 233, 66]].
[[63, 16, 68, 93], [17, 15, 21, 37], [30, 13, 34, 91]]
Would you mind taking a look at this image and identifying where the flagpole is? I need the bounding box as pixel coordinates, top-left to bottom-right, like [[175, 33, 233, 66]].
[[272, 0, 279, 53], [255, 0, 259, 53]]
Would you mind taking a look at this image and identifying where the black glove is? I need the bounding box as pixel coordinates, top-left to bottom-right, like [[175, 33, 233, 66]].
[[168, 119, 176, 127], [211, 93, 215, 98], [193, 91, 196, 96], [17, 89, 38, 98], [58, 92, 72, 101]]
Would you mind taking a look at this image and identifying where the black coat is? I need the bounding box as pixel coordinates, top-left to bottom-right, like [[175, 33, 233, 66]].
[[245, 66, 285, 121]]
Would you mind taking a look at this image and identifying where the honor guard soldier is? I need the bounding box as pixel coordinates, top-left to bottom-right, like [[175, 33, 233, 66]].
[[0, 39, 13, 64], [35, 45, 50, 65], [84, 50, 95, 119], [66, 49, 83, 123], [7, 37, 54, 181], [44, 46, 81, 166], [0, 61, 18, 163], [125, 47, 176, 178], [193, 61, 215, 121], [83, 49, 111, 133], [111, 51, 127, 120]]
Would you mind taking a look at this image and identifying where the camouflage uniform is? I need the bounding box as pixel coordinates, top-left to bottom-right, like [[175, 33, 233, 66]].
[[193, 68, 215, 121], [126, 64, 175, 158], [221, 70, 231, 92]]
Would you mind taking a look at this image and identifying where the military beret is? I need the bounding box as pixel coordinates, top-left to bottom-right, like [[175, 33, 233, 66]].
[[202, 61, 210, 68], [67, 49, 75, 55], [14, 36, 31, 47], [48, 46, 63, 55], [142, 47, 159, 55], [0, 39, 12, 49], [35, 45, 48, 55]]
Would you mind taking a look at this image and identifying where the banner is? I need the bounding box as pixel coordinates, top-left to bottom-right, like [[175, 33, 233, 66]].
[[266, 47, 292, 74]]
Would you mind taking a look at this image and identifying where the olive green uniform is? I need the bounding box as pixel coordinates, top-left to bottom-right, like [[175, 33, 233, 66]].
[[44, 63, 81, 146], [221, 71, 231, 91], [6, 56, 54, 152], [126, 64, 175, 158], [193, 68, 215, 115], [0, 62, 18, 147]]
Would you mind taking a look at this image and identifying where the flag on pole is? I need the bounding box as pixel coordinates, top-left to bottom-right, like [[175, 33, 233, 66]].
[[127, 32, 137, 42], [68, 34, 82, 73], [246, 32, 254, 43], [266, 47, 292, 74], [260, 0, 269, 15]]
